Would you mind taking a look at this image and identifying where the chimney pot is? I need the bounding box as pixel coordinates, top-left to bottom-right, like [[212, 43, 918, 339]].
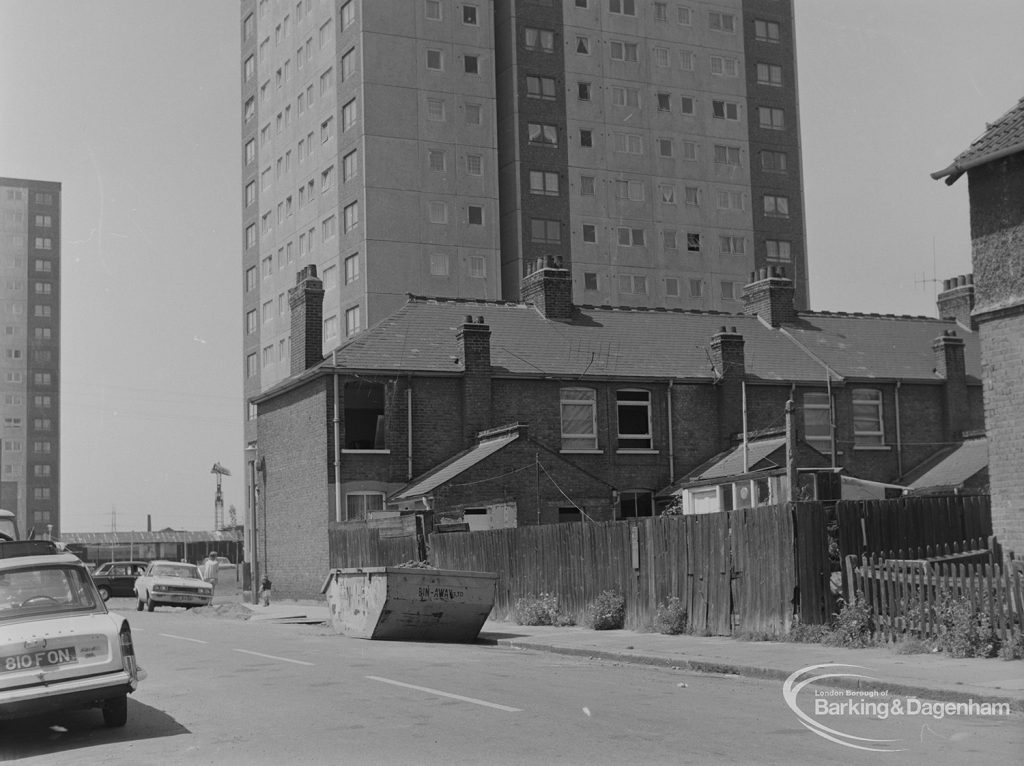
[[730, 326, 737, 333], [477, 316, 485, 324], [465, 314, 473, 324]]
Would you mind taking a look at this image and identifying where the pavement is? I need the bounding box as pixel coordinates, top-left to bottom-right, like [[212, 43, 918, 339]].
[[229, 597, 1024, 713]]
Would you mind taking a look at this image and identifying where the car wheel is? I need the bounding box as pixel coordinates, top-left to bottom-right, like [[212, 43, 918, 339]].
[[98, 586, 111, 601], [102, 694, 128, 727], [135, 594, 144, 612], [146, 595, 155, 612]]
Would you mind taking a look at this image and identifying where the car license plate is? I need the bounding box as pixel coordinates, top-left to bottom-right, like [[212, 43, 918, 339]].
[[2, 647, 78, 673]]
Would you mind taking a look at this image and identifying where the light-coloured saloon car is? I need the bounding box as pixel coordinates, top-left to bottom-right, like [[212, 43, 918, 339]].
[[0, 541, 143, 726], [133, 560, 213, 612]]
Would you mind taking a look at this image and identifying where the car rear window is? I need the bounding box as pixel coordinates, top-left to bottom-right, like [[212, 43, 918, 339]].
[[150, 564, 200, 579], [0, 565, 102, 621]]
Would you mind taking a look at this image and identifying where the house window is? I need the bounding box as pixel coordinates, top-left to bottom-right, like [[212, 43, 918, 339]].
[[760, 150, 788, 172], [609, 0, 636, 16], [344, 382, 384, 449], [428, 149, 446, 171], [345, 306, 361, 337], [662, 230, 678, 249], [615, 180, 644, 201], [427, 98, 445, 121], [710, 55, 739, 77], [342, 492, 385, 522], [757, 63, 783, 86], [560, 388, 597, 450], [244, 55, 255, 81], [721, 281, 739, 301], [465, 103, 482, 124], [712, 100, 739, 120], [343, 201, 359, 231], [341, 47, 356, 80], [524, 27, 555, 52], [659, 184, 676, 204], [246, 353, 257, 378], [426, 49, 443, 70], [342, 100, 357, 131], [619, 491, 653, 520], [584, 272, 598, 290], [464, 55, 479, 74], [657, 93, 671, 111], [245, 181, 256, 206], [714, 145, 741, 166], [618, 275, 647, 295], [679, 49, 694, 70], [463, 5, 478, 24], [345, 254, 360, 284], [582, 224, 597, 243], [528, 123, 558, 146], [657, 138, 673, 157], [719, 235, 745, 254], [686, 232, 701, 251], [755, 19, 780, 41], [428, 201, 448, 224], [803, 391, 832, 454], [341, 1, 355, 29], [654, 2, 667, 21], [766, 239, 792, 263], [578, 82, 591, 100], [684, 187, 700, 206], [617, 227, 645, 246], [665, 277, 679, 297], [716, 190, 744, 210], [469, 256, 486, 278], [579, 129, 593, 147], [609, 41, 639, 62], [323, 315, 338, 341], [425, 0, 441, 20], [322, 215, 337, 241], [576, 36, 590, 55], [320, 68, 333, 96], [764, 195, 790, 218], [526, 76, 556, 100], [246, 310, 257, 334], [688, 279, 703, 298], [758, 106, 785, 130], [321, 165, 335, 191], [579, 175, 595, 196], [468, 206, 483, 225], [709, 11, 735, 32], [853, 388, 884, 446], [466, 154, 482, 175], [531, 218, 561, 244], [613, 133, 642, 154], [611, 87, 640, 108], [653, 47, 669, 67]]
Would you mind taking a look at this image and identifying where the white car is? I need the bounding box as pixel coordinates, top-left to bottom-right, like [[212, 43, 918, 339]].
[[0, 540, 143, 727], [133, 560, 213, 612]]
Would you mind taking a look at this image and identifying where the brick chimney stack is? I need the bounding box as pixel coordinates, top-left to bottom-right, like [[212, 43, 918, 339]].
[[933, 329, 969, 438], [742, 267, 797, 327], [710, 326, 746, 444], [936, 274, 976, 330], [457, 315, 492, 444], [288, 265, 325, 374], [521, 257, 573, 320]]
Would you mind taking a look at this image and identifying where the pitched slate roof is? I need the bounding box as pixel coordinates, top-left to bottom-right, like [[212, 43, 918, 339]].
[[902, 437, 988, 491], [686, 436, 787, 481], [932, 96, 1024, 185], [780, 312, 981, 383]]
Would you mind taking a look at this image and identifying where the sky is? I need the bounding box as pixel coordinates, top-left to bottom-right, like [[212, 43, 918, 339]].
[[0, 1, 1022, 533]]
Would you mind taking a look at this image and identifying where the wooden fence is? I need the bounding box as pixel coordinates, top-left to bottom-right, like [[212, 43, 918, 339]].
[[327, 519, 418, 569], [835, 495, 993, 562], [845, 548, 1023, 643], [431, 507, 799, 635]]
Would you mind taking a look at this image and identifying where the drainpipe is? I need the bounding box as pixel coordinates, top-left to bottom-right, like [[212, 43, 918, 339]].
[[333, 351, 342, 525], [826, 375, 837, 469], [407, 384, 413, 481], [894, 380, 903, 477], [741, 380, 749, 472], [667, 381, 675, 483]]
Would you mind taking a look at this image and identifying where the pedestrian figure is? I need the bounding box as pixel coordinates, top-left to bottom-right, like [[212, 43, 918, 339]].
[[202, 551, 220, 595], [259, 574, 272, 607]]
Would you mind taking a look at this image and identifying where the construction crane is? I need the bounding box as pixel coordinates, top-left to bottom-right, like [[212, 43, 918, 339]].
[[210, 463, 231, 530]]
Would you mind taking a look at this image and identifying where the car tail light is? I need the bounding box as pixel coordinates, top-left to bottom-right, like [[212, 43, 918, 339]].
[[119, 622, 140, 689]]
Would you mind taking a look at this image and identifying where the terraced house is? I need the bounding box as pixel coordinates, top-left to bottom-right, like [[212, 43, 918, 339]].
[[252, 265, 983, 597]]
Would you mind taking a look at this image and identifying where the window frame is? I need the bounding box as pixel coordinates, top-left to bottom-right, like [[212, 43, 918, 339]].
[[616, 389, 653, 451], [560, 387, 598, 451]]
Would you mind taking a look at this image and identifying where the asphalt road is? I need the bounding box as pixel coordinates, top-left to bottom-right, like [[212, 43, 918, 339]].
[[1, 597, 1021, 765]]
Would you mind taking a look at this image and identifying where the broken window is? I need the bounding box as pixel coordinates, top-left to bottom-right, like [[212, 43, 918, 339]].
[[344, 382, 385, 449]]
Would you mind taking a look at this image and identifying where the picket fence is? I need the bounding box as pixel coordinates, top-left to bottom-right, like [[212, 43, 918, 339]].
[[845, 543, 1023, 642]]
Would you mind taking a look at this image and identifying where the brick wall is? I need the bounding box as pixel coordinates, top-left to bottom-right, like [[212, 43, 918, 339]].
[[257, 378, 330, 599]]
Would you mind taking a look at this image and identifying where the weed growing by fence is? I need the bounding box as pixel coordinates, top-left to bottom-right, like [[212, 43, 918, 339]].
[[934, 595, 1000, 658], [999, 632, 1024, 661], [511, 593, 575, 626], [824, 595, 876, 648], [585, 590, 625, 630], [654, 597, 688, 635]]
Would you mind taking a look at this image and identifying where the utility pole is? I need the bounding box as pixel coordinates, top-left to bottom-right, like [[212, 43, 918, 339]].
[[210, 463, 232, 530]]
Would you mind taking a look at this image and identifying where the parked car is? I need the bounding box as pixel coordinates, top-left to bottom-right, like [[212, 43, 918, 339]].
[[133, 560, 213, 612], [90, 561, 149, 601], [0, 540, 144, 726]]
